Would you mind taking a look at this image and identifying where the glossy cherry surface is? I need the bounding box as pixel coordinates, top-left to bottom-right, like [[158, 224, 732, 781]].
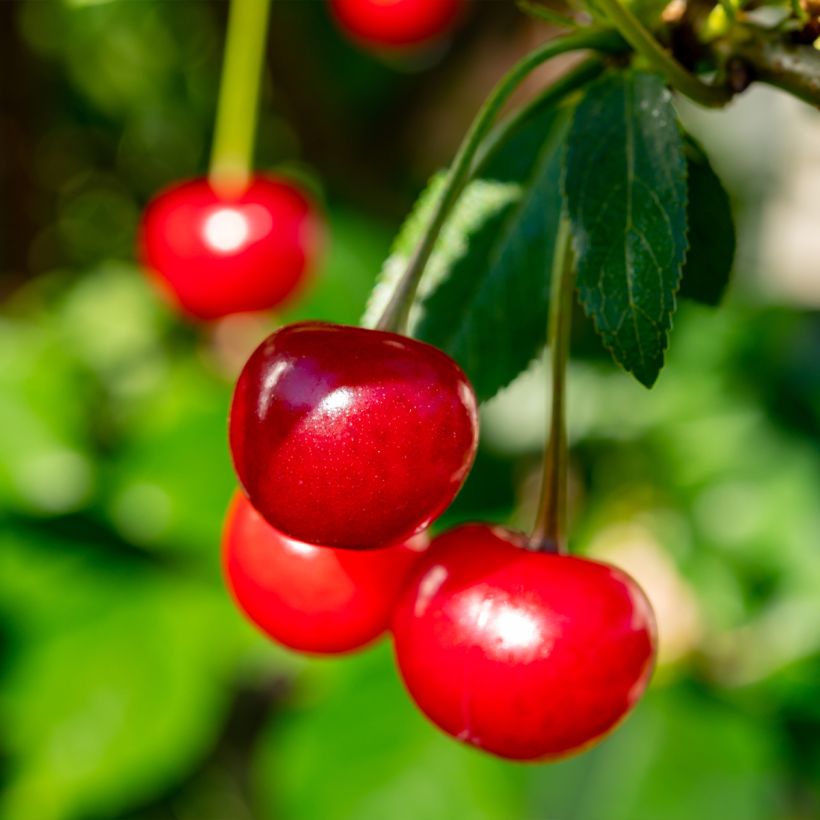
[[229, 321, 478, 549], [329, 0, 465, 49], [392, 524, 656, 761], [222, 493, 427, 654], [138, 174, 322, 320], [223, 492, 426, 653]]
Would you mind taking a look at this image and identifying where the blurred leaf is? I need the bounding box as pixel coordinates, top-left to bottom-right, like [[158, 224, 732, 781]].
[[254, 644, 526, 820], [565, 70, 688, 387], [104, 359, 235, 557], [0, 534, 241, 820], [56, 261, 170, 378], [0, 317, 93, 515], [679, 139, 735, 306], [530, 687, 784, 820]]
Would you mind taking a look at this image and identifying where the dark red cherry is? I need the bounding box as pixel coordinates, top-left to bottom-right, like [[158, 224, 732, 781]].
[[329, 0, 466, 49], [391, 524, 657, 761], [229, 321, 478, 550], [138, 174, 322, 320], [223, 492, 427, 654]]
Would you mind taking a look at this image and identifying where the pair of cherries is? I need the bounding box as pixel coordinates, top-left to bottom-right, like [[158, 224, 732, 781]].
[[225, 321, 656, 761]]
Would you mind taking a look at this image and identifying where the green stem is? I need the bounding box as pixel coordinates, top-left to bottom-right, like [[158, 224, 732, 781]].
[[595, 0, 733, 107], [374, 28, 626, 334], [530, 216, 574, 554], [473, 57, 607, 174], [209, 0, 272, 194], [517, 0, 582, 30]]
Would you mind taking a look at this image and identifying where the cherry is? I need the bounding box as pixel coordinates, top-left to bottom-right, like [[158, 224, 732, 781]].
[[329, 0, 466, 50], [229, 321, 478, 550], [223, 492, 427, 654], [138, 174, 322, 320], [391, 524, 656, 761]]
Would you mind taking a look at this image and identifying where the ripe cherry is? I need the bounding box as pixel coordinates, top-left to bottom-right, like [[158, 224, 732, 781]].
[[391, 524, 656, 761], [223, 492, 427, 654], [329, 0, 466, 50], [138, 174, 322, 320], [229, 321, 478, 550]]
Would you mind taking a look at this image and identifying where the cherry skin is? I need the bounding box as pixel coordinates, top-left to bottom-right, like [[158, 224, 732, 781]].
[[223, 492, 427, 654], [138, 174, 322, 320], [391, 524, 657, 761], [329, 0, 466, 50], [229, 321, 478, 550]]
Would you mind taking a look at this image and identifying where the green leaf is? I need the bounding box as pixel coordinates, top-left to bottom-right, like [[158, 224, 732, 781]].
[[679, 139, 735, 306], [360, 173, 520, 333], [365, 104, 570, 402], [565, 70, 688, 387], [416, 111, 569, 401], [254, 644, 526, 820]]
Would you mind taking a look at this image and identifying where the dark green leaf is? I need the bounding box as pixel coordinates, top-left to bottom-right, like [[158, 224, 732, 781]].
[[364, 103, 571, 402], [679, 139, 735, 306], [361, 173, 520, 332], [565, 70, 688, 387], [416, 111, 568, 401]]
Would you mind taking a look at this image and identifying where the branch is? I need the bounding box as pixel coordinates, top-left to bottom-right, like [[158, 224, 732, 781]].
[[729, 28, 820, 106]]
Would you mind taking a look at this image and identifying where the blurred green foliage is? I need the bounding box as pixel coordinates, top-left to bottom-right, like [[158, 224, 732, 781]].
[[1, 1, 819, 819]]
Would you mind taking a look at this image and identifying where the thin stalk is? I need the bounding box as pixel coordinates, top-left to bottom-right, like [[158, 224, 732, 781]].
[[517, 0, 582, 30], [530, 217, 574, 554], [473, 57, 607, 174], [374, 28, 626, 334], [595, 0, 732, 107], [209, 0, 272, 195]]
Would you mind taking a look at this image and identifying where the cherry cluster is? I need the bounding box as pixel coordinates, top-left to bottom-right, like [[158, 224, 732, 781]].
[[136, 0, 655, 762], [223, 320, 656, 762]]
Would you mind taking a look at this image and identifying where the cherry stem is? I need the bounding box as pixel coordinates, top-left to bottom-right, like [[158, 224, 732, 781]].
[[473, 56, 606, 172], [209, 0, 272, 195], [594, 0, 732, 108], [374, 28, 626, 335], [530, 216, 574, 554], [516, 0, 582, 30]]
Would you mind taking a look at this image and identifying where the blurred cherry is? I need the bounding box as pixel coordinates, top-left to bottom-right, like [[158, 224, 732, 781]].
[[229, 321, 478, 549], [138, 174, 322, 320], [329, 0, 466, 50], [223, 492, 427, 653], [392, 523, 657, 760]]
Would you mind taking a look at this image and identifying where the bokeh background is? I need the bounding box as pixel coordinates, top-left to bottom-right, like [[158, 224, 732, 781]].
[[2, 1, 820, 819]]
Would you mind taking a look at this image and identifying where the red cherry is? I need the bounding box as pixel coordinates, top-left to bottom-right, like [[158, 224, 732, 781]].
[[138, 174, 322, 320], [391, 524, 657, 761], [329, 0, 466, 49], [229, 321, 478, 550], [223, 492, 427, 654]]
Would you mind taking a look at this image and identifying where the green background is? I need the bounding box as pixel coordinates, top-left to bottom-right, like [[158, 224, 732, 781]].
[[1, 1, 819, 818]]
